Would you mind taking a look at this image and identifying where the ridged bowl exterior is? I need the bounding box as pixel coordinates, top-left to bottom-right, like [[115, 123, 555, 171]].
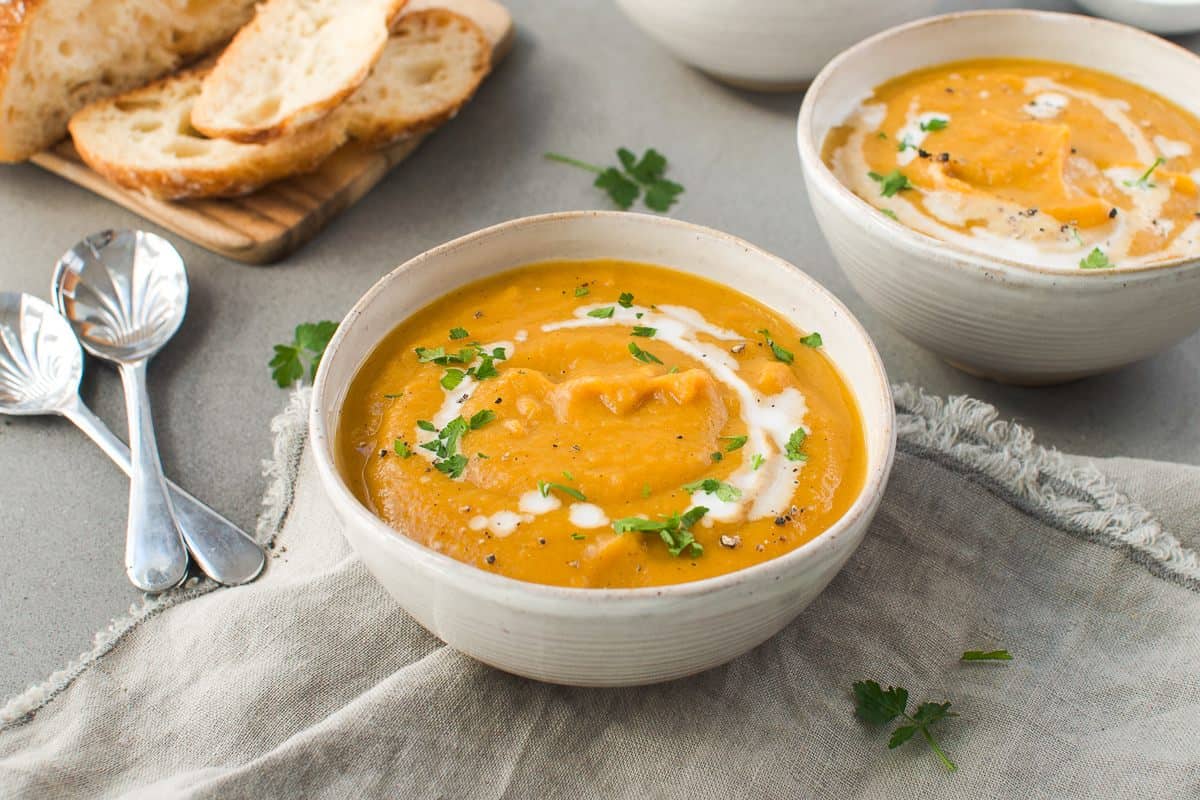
[[311, 211, 895, 686], [797, 10, 1200, 384]]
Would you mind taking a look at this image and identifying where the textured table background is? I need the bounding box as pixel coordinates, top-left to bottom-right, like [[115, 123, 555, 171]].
[[2, 0, 1198, 698]]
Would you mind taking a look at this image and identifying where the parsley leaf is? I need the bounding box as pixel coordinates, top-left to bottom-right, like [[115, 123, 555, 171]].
[[721, 435, 748, 452], [682, 478, 742, 502], [545, 148, 684, 212], [868, 169, 913, 198], [449, 327, 470, 340], [469, 409, 496, 429], [1124, 156, 1165, 189], [441, 369, 466, 390], [588, 306, 615, 318], [628, 341, 663, 364], [393, 439, 413, 458], [269, 320, 338, 387], [800, 332, 823, 348], [920, 117, 948, 132], [575, 285, 590, 298], [618, 292, 635, 308], [757, 329, 794, 364], [785, 428, 808, 462], [631, 326, 657, 337], [853, 680, 958, 772], [613, 506, 707, 557], [961, 649, 1012, 661], [1079, 247, 1114, 270], [751, 453, 765, 470], [538, 480, 587, 502]]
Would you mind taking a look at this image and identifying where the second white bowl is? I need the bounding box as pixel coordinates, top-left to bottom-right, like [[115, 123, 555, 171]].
[[798, 10, 1200, 384]]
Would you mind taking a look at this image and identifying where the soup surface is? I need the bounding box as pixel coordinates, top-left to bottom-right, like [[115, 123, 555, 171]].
[[823, 58, 1200, 270], [337, 260, 866, 588]]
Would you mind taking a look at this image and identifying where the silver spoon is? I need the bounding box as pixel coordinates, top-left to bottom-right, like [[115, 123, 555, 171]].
[[50, 231, 263, 590]]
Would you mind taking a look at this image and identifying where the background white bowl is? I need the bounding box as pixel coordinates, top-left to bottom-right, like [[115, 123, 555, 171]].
[[613, 0, 941, 90], [310, 211, 895, 687], [797, 10, 1200, 385], [1076, 0, 1200, 34]]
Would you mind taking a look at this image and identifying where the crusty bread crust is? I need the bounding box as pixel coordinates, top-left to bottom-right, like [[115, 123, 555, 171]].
[[340, 8, 492, 148], [191, 0, 410, 144], [69, 67, 347, 199], [0, 0, 45, 160]]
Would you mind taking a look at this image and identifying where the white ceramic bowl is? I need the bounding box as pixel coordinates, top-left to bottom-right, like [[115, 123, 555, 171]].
[[613, 0, 940, 90], [1076, 0, 1200, 34], [310, 211, 895, 686], [798, 10, 1200, 385]]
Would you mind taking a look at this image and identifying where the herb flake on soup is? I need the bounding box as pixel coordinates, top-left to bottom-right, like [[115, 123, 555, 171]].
[[336, 260, 866, 589], [822, 58, 1200, 270]]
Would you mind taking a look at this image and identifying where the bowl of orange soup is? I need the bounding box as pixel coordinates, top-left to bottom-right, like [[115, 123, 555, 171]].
[[310, 211, 895, 686], [797, 10, 1200, 384]]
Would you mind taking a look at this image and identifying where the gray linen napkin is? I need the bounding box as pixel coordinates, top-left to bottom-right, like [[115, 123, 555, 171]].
[[1, 385, 1197, 799]]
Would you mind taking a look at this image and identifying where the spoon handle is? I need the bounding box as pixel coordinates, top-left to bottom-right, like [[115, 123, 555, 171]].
[[118, 360, 189, 592], [62, 399, 265, 586]]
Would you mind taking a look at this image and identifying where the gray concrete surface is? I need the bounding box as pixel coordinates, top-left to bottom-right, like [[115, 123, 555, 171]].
[[2, 0, 1199, 698]]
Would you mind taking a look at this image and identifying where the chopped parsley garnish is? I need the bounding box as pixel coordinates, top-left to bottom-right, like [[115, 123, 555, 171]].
[[269, 320, 338, 387], [682, 478, 742, 502], [877, 131, 888, 140], [449, 327, 470, 340], [539, 480, 587, 502], [613, 506, 707, 557], [721, 435, 748, 452], [417, 419, 437, 432], [1124, 156, 1165, 189], [785, 428, 808, 462], [800, 332, 823, 348], [641, 483, 652, 498], [421, 416, 471, 478], [1079, 247, 1114, 270], [710, 451, 723, 462], [751, 453, 766, 470], [562, 470, 575, 481], [418, 342, 507, 382], [920, 117, 948, 132], [393, 439, 413, 458], [868, 169, 912, 198], [628, 341, 663, 364], [468, 409, 495, 430], [853, 680, 957, 772], [881, 209, 899, 221], [545, 148, 684, 212], [631, 326, 657, 337], [571, 533, 586, 540], [441, 369, 465, 390], [588, 306, 615, 318], [575, 285, 590, 298], [961, 649, 1012, 661], [757, 329, 794, 364], [618, 292, 635, 308], [897, 137, 914, 153]]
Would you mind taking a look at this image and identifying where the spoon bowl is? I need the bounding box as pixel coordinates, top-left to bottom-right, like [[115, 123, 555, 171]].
[[52, 230, 188, 363], [0, 293, 83, 415]]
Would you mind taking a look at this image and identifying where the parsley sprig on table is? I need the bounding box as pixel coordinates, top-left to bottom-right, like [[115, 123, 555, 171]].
[[269, 321, 338, 387], [545, 148, 684, 212], [613, 507, 708, 557], [853, 681, 958, 772]]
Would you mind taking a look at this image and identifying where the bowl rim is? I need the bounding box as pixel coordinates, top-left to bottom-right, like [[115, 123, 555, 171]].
[[309, 210, 896, 605], [796, 7, 1200, 280]]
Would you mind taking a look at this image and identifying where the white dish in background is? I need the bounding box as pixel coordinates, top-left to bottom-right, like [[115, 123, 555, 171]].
[[797, 9, 1200, 385], [310, 211, 896, 687], [612, 0, 940, 90], [1076, 0, 1200, 34]]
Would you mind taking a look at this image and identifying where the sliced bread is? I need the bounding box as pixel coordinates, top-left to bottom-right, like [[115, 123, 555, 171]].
[[338, 8, 491, 148], [191, 0, 409, 143], [0, 0, 259, 162], [68, 67, 347, 199]]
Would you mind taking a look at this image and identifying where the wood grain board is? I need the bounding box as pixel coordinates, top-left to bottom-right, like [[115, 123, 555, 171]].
[[29, 0, 513, 265]]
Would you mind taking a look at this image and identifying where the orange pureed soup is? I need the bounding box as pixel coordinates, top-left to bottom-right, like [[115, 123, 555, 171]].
[[823, 58, 1200, 270], [337, 260, 866, 588]]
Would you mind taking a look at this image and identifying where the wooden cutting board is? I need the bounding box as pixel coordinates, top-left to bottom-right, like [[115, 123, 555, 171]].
[[29, 0, 513, 265]]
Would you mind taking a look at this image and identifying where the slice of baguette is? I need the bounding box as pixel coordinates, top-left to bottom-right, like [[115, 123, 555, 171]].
[[338, 8, 491, 148], [191, 0, 409, 144], [0, 0, 259, 162], [69, 8, 493, 199], [68, 67, 348, 199]]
